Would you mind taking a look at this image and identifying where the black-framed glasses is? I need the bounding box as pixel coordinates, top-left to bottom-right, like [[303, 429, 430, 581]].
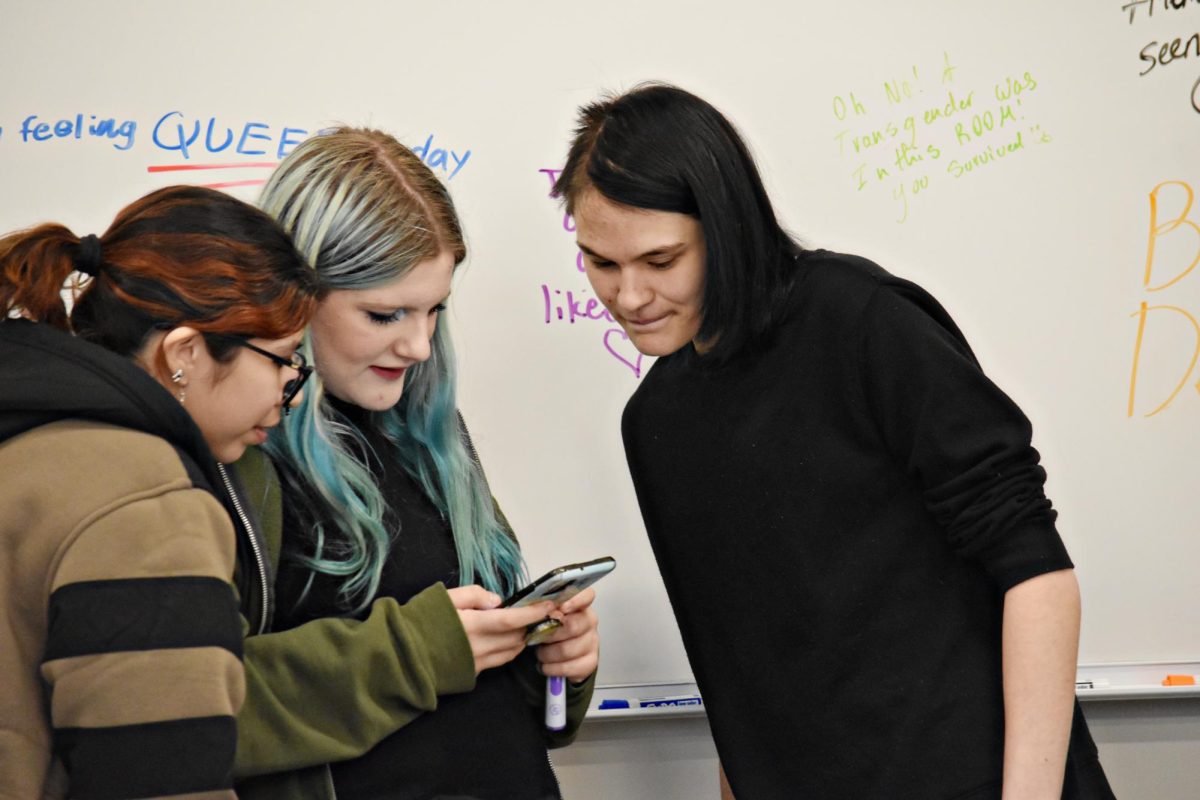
[[229, 339, 313, 415]]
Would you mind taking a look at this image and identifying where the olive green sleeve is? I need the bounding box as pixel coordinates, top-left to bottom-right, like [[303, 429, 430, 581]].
[[231, 448, 479, 777], [235, 582, 477, 777]]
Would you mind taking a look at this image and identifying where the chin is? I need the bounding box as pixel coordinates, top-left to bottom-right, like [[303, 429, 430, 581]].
[[216, 442, 247, 464], [353, 388, 404, 412], [629, 332, 688, 358]]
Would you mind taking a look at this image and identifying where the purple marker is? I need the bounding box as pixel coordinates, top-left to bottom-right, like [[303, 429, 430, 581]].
[[546, 676, 566, 731]]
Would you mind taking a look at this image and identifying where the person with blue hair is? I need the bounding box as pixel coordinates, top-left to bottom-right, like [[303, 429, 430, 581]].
[[231, 127, 600, 799]]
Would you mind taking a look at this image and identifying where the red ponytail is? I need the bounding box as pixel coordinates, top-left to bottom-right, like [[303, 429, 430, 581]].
[[0, 224, 89, 331]]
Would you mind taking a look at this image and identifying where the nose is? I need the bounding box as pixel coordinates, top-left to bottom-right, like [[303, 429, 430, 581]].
[[615, 266, 652, 314], [392, 317, 434, 363]]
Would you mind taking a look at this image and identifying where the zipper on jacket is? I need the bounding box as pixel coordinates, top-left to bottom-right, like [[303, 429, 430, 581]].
[[545, 749, 562, 799], [457, 410, 483, 469], [324, 764, 338, 800], [216, 462, 270, 635]]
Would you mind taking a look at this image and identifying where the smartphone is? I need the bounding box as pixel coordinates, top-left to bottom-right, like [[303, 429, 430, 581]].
[[502, 556, 616, 608]]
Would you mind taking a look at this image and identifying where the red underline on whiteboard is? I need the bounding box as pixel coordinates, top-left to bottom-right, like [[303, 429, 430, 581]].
[[146, 162, 278, 173], [197, 179, 269, 189]]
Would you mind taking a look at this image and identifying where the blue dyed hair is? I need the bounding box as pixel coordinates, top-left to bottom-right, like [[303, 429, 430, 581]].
[[260, 126, 525, 612]]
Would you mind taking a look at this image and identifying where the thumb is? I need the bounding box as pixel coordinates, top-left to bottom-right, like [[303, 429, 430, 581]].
[[447, 584, 502, 610]]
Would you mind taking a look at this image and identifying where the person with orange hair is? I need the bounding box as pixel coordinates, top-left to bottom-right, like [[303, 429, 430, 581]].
[[0, 185, 320, 798]]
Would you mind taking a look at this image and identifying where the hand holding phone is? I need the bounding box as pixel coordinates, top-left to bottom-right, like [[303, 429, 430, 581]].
[[447, 585, 555, 675], [503, 558, 615, 731]]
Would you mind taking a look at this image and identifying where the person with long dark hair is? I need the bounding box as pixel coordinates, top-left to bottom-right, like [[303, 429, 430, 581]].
[[554, 83, 1115, 800], [231, 128, 599, 799], [0, 185, 319, 798]]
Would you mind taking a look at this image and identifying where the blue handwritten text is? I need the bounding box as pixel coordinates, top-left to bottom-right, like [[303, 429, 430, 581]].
[[19, 114, 136, 150]]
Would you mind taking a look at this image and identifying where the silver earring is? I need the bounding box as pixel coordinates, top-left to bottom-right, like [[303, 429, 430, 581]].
[[171, 368, 186, 404]]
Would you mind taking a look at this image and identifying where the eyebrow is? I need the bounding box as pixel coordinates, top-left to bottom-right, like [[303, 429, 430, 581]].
[[577, 241, 687, 261], [360, 292, 452, 310]]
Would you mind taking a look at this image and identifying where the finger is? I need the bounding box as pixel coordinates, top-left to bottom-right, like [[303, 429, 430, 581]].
[[481, 630, 528, 657], [541, 608, 598, 643], [448, 585, 502, 610], [538, 630, 598, 664], [538, 653, 598, 683], [477, 641, 527, 672], [467, 601, 555, 633], [502, 602, 558, 629], [538, 618, 582, 645], [557, 587, 596, 614], [474, 628, 526, 656], [459, 612, 525, 652]]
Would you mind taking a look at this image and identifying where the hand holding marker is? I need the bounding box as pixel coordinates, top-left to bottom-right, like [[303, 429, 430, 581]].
[[502, 557, 616, 730]]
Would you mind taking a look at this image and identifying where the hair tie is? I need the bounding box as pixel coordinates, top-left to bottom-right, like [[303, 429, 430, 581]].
[[76, 234, 104, 277]]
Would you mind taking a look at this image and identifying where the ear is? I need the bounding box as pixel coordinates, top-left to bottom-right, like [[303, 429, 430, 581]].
[[159, 326, 209, 385]]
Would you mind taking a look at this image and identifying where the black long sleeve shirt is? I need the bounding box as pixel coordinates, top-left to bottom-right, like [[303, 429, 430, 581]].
[[621, 251, 1113, 799]]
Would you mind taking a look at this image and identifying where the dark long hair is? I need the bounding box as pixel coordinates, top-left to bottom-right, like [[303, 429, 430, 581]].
[[0, 185, 319, 379], [553, 82, 803, 362]]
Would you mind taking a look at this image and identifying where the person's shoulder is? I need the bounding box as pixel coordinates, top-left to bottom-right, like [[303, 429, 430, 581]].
[[2, 420, 232, 578], [793, 249, 899, 299], [12, 419, 203, 496], [792, 249, 956, 325], [771, 249, 899, 337]]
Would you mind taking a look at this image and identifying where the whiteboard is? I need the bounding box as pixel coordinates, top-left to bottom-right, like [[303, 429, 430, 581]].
[[2, 1, 1198, 687]]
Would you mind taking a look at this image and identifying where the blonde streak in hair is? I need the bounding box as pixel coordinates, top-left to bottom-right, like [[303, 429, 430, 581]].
[[260, 169, 305, 243], [313, 173, 367, 269], [262, 138, 342, 261], [320, 197, 389, 282], [276, 168, 349, 274], [296, 191, 342, 271]]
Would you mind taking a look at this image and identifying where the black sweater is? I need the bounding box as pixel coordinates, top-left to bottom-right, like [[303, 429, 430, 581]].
[[274, 399, 559, 800], [621, 251, 1113, 799]]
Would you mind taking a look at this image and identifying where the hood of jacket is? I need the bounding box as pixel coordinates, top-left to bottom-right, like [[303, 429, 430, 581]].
[[0, 318, 215, 462]]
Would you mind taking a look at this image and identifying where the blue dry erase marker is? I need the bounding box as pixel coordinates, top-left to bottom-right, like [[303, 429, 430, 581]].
[[598, 694, 703, 710], [546, 677, 566, 730]]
